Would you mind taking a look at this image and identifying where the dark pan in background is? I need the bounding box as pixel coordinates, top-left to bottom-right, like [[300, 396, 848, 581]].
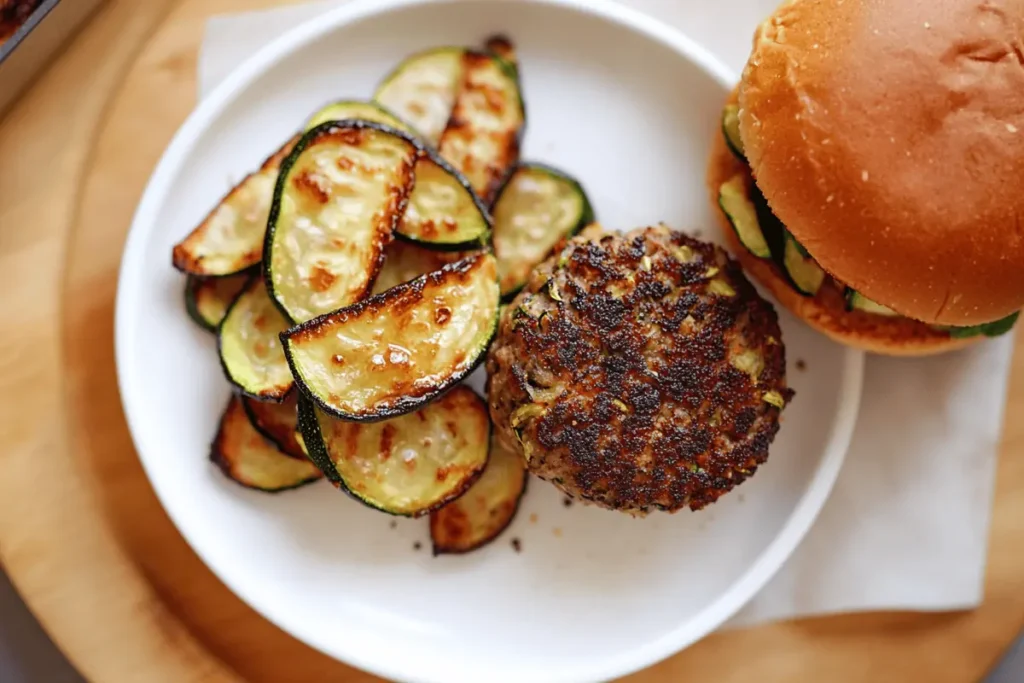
[[0, 0, 106, 118]]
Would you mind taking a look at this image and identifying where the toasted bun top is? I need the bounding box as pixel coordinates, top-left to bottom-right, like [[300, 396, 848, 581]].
[[738, 0, 1024, 326]]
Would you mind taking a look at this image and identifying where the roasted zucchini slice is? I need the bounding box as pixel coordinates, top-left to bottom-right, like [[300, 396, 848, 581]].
[[484, 34, 518, 76], [492, 163, 594, 297], [184, 273, 248, 332], [297, 387, 491, 516], [846, 289, 899, 316], [242, 393, 304, 459], [283, 251, 500, 421], [264, 120, 418, 323], [372, 240, 467, 294], [430, 432, 528, 554], [172, 136, 298, 276], [946, 312, 1020, 339], [303, 99, 411, 133], [722, 104, 745, 160], [211, 396, 322, 492], [306, 103, 490, 250], [718, 174, 771, 259], [438, 51, 525, 203], [374, 47, 464, 145], [399, 154, 491, 250], [218, 277, 294, 401], [782, 230, 825, 297]]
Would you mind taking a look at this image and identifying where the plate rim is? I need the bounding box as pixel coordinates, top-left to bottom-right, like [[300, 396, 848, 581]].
[[114, 0, 866, 681]]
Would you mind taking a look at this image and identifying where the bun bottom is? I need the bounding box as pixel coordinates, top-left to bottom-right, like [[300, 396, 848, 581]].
[[707, 132, 977, 357]]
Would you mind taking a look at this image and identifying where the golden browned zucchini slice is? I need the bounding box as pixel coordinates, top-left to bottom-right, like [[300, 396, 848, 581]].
[[437, 51, 524, 203], [184, 273, 249, 332], [492, 163, 594, 298], [430, 433, 527, 554], [483, 34, 517, 73], [211, 396, 322, 492], [241, 393, 304, 459], [374, 47, 465, 145], [303, 100, 411, 133], [218, 277, 293, 401], [172, 100, 403, 278], [305, 103, 486, 249], [172, 136, 298, 276], [399, 155, 491, 250], [297, 387, 490, 515], [171, 101, 415, 279], [283, 251, 500, 421], [264, 120, 418, 323], [372, 240, 467, 294]]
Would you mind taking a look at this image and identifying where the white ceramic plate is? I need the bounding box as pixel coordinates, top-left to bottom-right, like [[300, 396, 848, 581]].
[[115, 1, 864, 681]]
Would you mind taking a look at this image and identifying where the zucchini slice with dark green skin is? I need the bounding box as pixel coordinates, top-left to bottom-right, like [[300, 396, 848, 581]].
[[484, 34, 518, 76], [399, 154, 492, 250], [845, 289, 899, 316], [173, 101, 404, 278], [184, 273, 248, 332], [218, 276, 294, 401], [945, 311, 1020, 338], [372, 240, 467, 294], [438, 51, 525, 204], [241, 393, 304, 459], [172, 136, 298, 276], [297, 387, 491, 516], [283, 251, 501, 422], [491, 162, 594, 298], [374, 46, 465, 145], [305, 103, 490, 250], [718, 174, 772, 259], [430, 432, 528, 555], [782, 231, 826, 297], [211, 396, 322, 492], [303, 99, 411, 133], [264, 120, 418, 323], [849, 291, 1019, 336], [751, 184, 788, 263], [721, 104, 745, 160]]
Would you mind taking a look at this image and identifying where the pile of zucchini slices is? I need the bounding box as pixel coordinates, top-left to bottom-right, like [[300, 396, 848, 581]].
[[173, 36, 593, 555]]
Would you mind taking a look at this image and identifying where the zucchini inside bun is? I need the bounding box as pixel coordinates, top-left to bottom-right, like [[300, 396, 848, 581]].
[[708, 0, 1024, 355]]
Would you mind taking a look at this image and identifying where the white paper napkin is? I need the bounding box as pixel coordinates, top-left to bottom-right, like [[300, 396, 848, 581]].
[[198, 0, 1015, 627]]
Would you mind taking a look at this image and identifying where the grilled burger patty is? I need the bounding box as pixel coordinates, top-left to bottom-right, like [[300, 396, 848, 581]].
[[486, 225, 793, 514]]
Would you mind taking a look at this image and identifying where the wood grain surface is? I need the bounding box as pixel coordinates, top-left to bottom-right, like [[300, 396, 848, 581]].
[[1, 1, 1022, 681]]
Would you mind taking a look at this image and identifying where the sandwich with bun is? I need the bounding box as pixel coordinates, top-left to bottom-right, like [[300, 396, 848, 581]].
[[708, 0, 1024, 355]]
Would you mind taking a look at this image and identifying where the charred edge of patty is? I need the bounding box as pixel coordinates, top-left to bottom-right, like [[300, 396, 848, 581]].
[[486, 225, 792, 513]]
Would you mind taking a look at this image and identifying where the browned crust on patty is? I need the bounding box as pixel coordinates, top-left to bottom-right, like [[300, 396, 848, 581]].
[[709, 94, 977, 357], [486, 225, 792, 515]]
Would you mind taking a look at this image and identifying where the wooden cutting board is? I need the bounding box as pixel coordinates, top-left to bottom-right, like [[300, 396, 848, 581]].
[[2, 1, 1023, 681]]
